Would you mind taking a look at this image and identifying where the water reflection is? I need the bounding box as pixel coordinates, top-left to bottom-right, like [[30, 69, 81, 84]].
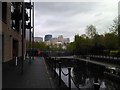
[[56, 61, 120, 90], [72, 62, 120, 90]]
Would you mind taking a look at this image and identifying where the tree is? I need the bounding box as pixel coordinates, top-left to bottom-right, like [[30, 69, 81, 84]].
[[109, 17, 118, 35], [109, 17, 120, 51], [118, 16, 120, 51], [104, 33, 118, 50], [33, 42, 47, 51], [74, 34, 82, 55], [74, 34, 90, 55], [66, 42, 75, 55], [86, 25, 97, 38]]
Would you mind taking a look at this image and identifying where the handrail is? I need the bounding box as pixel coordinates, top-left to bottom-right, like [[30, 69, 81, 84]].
[[70, 75, 81, 90], [61, 68, 69, 76], [58, 61, 81, 90], [46, 58, 81, 90], [88, 55, 120, 59]]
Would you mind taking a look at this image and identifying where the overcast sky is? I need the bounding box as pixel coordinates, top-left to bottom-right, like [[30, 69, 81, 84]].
[[34, 0, 119, 42]]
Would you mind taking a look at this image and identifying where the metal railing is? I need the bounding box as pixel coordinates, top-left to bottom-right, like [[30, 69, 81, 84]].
[[57, 61, 82, 90], [76, 55, 120, 66], [58, 62, 71, 90], [45, 57, 102, 90], [45, 57, 73, 90]]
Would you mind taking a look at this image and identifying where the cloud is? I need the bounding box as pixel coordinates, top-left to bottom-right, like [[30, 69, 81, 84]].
[[34, 1, 118, 42]]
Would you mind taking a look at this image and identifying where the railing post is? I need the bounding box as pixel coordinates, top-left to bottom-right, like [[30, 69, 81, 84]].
[[59, 62, 61, 86], [54, 59, 56, 70], [54, 60, 56, 77], [51, 59, 54, 71], [68, 67, 71, 90]]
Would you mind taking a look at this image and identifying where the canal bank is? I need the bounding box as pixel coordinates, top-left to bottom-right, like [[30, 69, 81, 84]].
[[48, 57, 120, 90]]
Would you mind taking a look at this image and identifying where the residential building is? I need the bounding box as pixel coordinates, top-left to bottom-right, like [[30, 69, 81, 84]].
[[1, 2, 28, 69], [34, 37, 43, 42]]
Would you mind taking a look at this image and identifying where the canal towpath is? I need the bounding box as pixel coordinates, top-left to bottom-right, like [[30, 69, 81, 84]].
[[3, 57, 60, 89]]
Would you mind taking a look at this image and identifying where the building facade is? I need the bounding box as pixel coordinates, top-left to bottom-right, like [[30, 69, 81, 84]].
[[44, 35, 70, 49], [63, 38, 70, 44], [58, 35, 63, 42], [44, 34, 52, 41], [34, 37, 43, 42], [1, 2, 26, 68], [50, 38, 58, 45]]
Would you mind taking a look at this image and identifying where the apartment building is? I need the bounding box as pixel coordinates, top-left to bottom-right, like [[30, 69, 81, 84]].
[[1, 2, 26, 69]]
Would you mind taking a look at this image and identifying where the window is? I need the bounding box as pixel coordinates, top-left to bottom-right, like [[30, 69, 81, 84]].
[[11, 2, 22, 32], [2, 2, 7, 23]]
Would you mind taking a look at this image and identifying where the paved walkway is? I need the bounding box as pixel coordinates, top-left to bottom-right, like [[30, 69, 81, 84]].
[[3, 57, 56, 89]]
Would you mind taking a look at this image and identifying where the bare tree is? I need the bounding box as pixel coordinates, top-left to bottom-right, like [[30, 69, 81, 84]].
[[85, 25, 97, 38]]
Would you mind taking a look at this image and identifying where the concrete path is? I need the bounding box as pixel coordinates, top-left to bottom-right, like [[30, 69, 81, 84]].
[[3, 57, 56, 89]]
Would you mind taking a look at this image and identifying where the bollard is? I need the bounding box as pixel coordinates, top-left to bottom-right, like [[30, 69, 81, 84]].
[[68, 67, 71, 90], [15, 57, 17, 66], [24, 54, 26, 60], [58, 62, 61, 86]]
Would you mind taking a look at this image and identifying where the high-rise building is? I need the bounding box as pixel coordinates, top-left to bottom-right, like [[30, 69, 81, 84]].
[[58, 35, 63, 42], [44, 34, 52, 41], [63, 38, 70, 44], [44, 34, 70, 50], [34, 37, 43, 42], [50, 38, 58, 45]]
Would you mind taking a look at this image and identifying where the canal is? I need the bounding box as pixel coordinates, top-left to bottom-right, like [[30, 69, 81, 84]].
[[55, 59, 120, 90]]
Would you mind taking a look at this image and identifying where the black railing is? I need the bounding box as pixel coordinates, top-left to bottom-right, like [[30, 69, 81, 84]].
[[46, 57, 81, 90], [76, 55, 120, 66], [58, 62, 71, 90], [88, 55, 120, 65], [45, 57, 103, 90], [58, 61, 82, 90]]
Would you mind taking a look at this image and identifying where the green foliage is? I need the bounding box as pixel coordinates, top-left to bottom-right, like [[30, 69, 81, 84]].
[[33, 42, 47, 51], [67, 42, 75, 52], [104, 33, 118, 50], [109, 18, 118, 35], [72, 21, 119, 55]]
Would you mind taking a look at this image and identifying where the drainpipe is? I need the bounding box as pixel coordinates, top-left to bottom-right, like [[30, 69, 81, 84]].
[[21, 2, 25, 74]]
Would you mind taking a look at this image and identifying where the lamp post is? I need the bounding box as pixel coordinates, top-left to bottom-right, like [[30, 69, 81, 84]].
[[32, 2, 34, 60]]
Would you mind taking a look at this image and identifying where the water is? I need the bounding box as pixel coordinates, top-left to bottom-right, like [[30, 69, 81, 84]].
[[55, 61, 120, 90], [56, 68, 77, 89]]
